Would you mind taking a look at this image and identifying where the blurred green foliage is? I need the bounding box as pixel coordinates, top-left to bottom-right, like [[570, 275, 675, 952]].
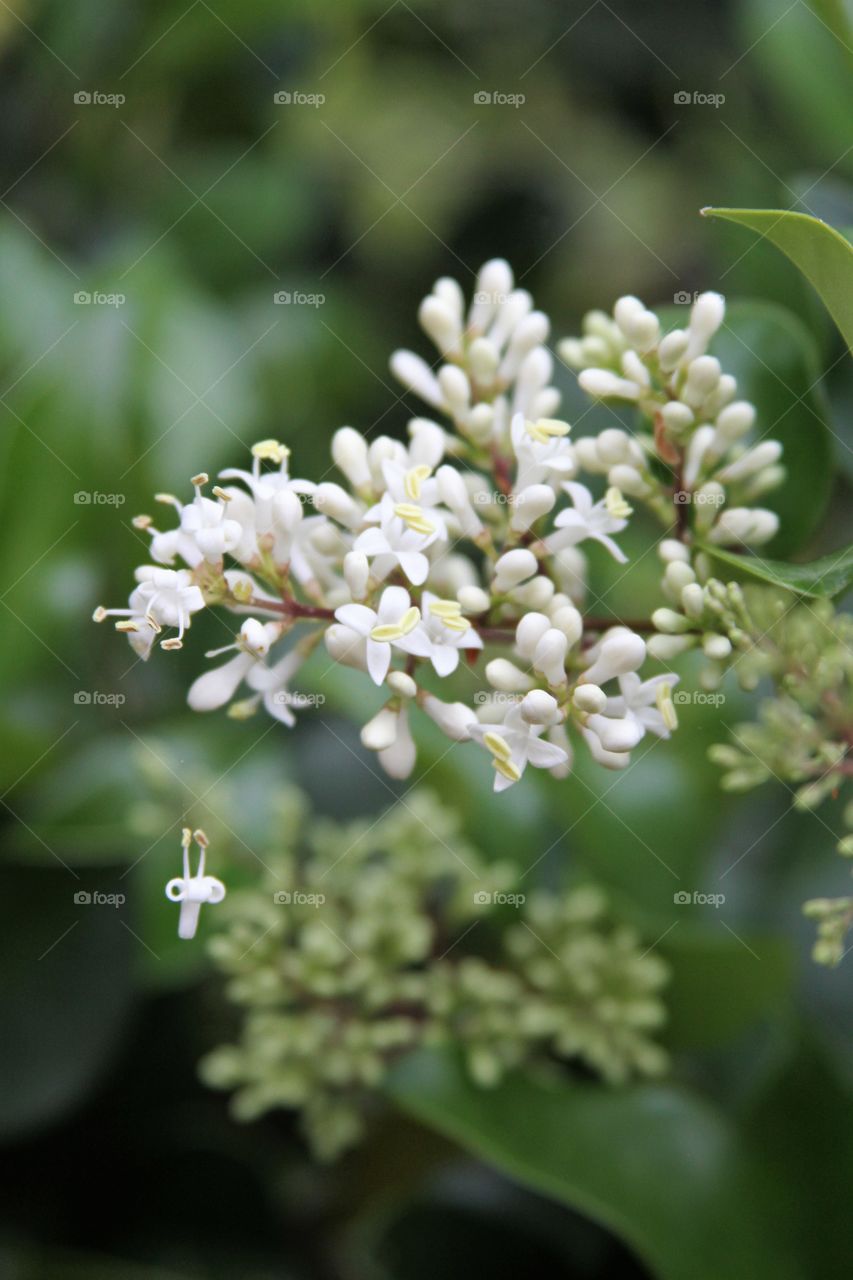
[[1, 0, 852, 1277]]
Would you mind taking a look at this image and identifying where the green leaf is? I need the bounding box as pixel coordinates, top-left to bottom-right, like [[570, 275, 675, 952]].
[[698, 540, 853, 599], [388, 1048, 799, 1280], [702, 208, 853, 351]]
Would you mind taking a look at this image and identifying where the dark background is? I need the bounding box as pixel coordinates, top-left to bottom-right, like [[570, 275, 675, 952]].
[[1, 1, 852, 1277]]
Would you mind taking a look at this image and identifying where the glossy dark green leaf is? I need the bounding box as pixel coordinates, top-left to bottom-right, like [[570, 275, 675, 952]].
[[702, 208, 853, 351], [388, 1048, 799, 1280], [698, 540, 853, 598]]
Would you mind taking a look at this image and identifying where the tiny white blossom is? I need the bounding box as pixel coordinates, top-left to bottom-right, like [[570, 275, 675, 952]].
[[335, 586, 429, 685], [547, 481, 632, 563], [469, 696, 568, 792]]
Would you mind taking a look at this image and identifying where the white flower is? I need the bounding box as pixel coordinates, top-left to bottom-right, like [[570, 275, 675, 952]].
[[469, 694, 568, 792], [415, 592, 482, 676], [546, 481, 631, 564], [165, 829, 225, 940], [93, 567, 206, 656], [510, 412, 576, 488], [187, 619, 281, 711], [244, 645, 311, 727], [353, 491, 442, 586], [334, 586, 429, 685], [604, 672, 680, 741]]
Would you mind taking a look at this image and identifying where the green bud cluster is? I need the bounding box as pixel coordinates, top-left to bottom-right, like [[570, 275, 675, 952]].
[[705, 588, 852, 964], [200, 790, 669, 1159]]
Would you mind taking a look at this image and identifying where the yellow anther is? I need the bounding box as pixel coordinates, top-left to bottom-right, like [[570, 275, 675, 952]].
[[429, 599, 462, 619], [191, 473, 208, 488], [371, 622, 404, 642], [115, 620, 138, 633], [393, 502, 435, 535], [493, 756, 522, 783], [604, 486, 633, 519], [161, 638, 183, 651], [92, 607, 107, 623], [193, 828, 209, 848], [252, 439, 290, 464], [132, 515, 152, 530], [154, 492, 177, 505], [181, 828, 193, 848], [211, 485, 231, 502], [483, 732, 513, 762], [527, 417, 571, 444], [656, 682, 679, 733], [399, 606, 421, 635], [404, 465, 432, 501]]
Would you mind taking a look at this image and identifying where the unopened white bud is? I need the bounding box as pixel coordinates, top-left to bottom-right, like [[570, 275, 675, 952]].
[[387, 670, 417, 698], [703, 633, 732, 660], [332, 427, 371, 489], [716, 440, 783, 483], [664, 560, 696, 595], [578, 369, 641, 401], [324, 623, 367, 671], [361, 706, 399, 751], [532, 627, 569, 686], [521, 689, 559, 725], [596, 427, 632, 466], [485, 658, 534, 693], [407, 418, 447, 468], [468, 336, 500, 383], [343, 551, 369, 600], [586, 712, 644, 753], [438, 364, 471, 417], [652, 607, 693, 634], [549, 604, 583, 645], [681, 582, 706, 619], [608, 464, 650, 497], [685, 291, 725, 360], [419, 296, 461, 357], [515, 611, 551, 659], [714, 401, 755, 443], [510, 575, 555, 610], [493, 548, 537, 592], [659, 538, 691, 563], [457, 585, 490, 614], [581, 631, 646, 685], [390, 350, 443, 408], [422, 694, 476, 740], [658, 329, 689, 372], [572, 683, 607, 714], [660, 401, 694, 434], [647, 633, 697, 660], [313, 482, 360, 526], [510, 483, 555, 532]]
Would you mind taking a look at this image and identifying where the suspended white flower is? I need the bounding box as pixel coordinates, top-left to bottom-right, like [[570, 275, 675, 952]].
[[93, 566, 206, 655], [353, 492, 442, 586], [187, 618, 282, 711], [546, 482, 631, 564], [604, 671, 680, 741], [413, 592, 483, 676], [510, 412, 576, 488], [334, 586, 430, 685], [469, 692, 567, 792], [165, 828, 225, 940]]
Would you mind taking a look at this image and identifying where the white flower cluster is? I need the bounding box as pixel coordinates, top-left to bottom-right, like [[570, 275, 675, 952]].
[[95, 263, 785, 793]]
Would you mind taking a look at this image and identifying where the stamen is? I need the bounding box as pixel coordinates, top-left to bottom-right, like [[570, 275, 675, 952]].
[[656, 681, 678, 732], [252, 439, 290, 464], [404, 465, 432, 501], [483, 731, 512, 762], [393, 502, 435, 535], [493, 756, 522, 782], [527, 417, 570, 444], [604, 487, 633, 519]]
